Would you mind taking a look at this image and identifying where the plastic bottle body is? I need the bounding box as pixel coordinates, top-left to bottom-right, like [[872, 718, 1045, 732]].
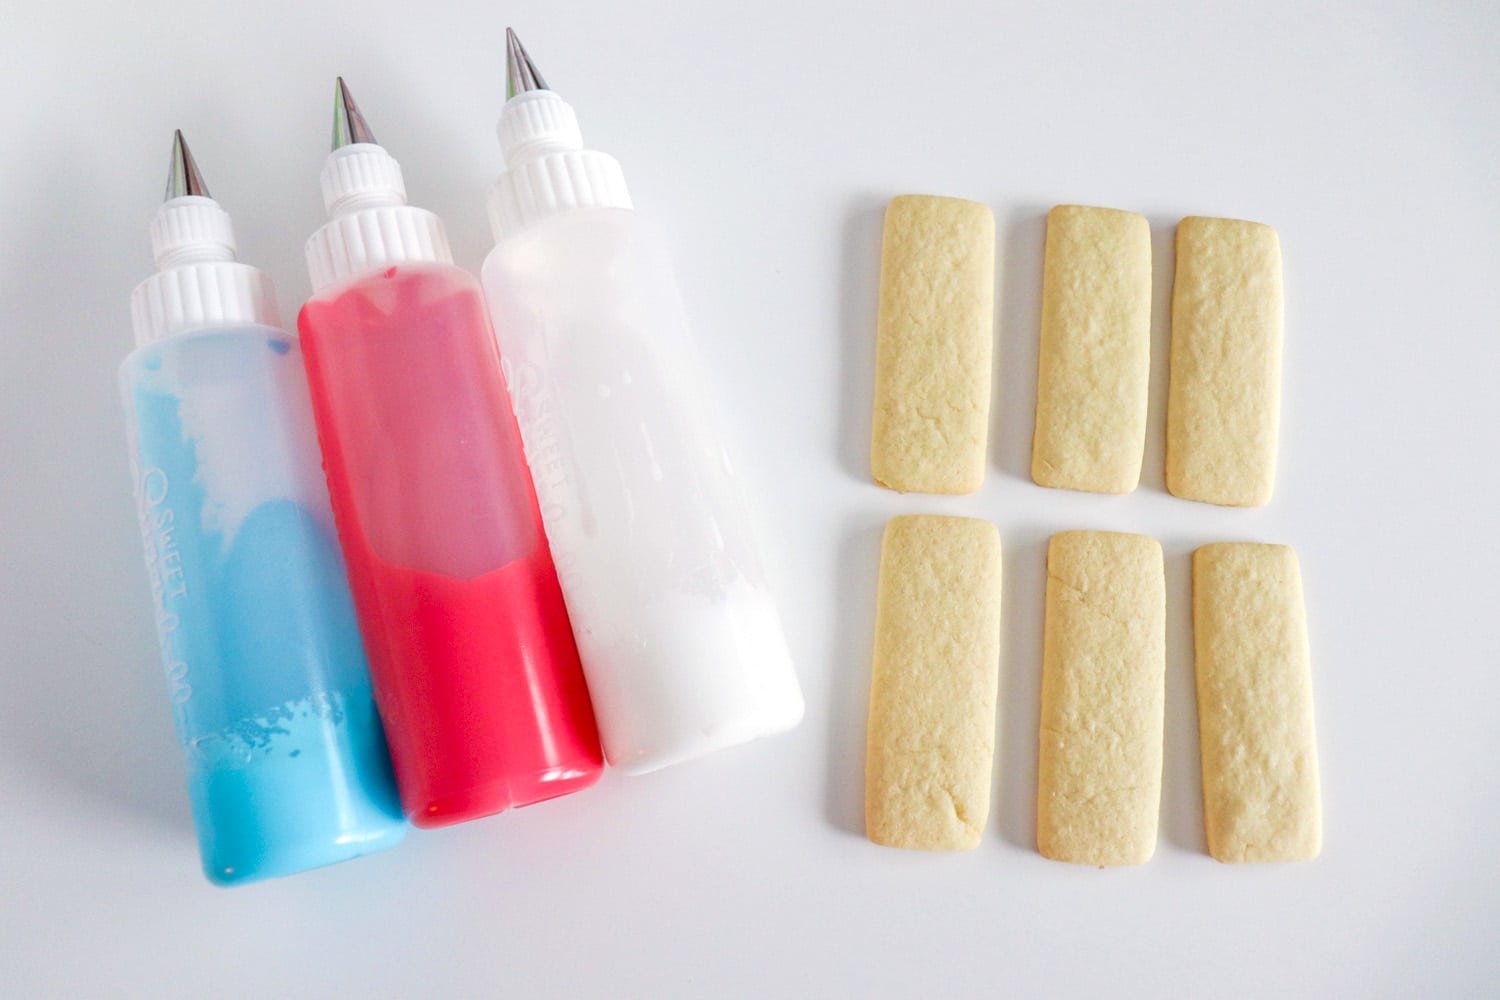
[[480, 208, 805, 773], [297, 262, 602, 825], [119, 324, 405, 886]]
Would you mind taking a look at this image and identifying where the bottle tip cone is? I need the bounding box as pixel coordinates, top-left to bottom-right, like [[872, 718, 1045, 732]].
[[505, 28, 549, 100], [332, 76, 378, 149], [165, 129, 211, 201]]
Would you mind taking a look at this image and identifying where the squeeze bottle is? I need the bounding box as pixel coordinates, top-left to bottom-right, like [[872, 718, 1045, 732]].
[[298, 80, 602, 825], [121, 132, 405, 884], [480, 32, 805, 773]]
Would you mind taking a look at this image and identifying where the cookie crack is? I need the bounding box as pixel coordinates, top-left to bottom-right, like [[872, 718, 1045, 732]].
[[1049, 571, 1136, 630]]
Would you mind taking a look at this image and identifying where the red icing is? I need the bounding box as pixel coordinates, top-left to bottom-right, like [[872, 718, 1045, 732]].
[[299, 264, 601, 827]]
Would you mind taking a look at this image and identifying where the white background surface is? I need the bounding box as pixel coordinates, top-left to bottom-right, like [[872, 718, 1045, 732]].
[[2, 1, 1497, 996]]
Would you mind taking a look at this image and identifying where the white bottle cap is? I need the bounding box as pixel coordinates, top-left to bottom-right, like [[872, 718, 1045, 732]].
[[150, 195, 235, 267], [305, 142, 453, 292], [130, 196, 280, 347], [488, 90, 633, 241]]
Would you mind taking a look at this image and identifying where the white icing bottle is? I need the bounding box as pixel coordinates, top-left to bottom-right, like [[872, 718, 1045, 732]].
[[479, 30, 804, 773]]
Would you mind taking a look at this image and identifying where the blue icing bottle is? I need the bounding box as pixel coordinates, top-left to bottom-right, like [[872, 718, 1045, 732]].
[[121, 132, 405, 885]]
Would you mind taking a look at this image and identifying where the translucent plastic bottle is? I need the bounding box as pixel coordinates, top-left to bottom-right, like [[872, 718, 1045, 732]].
[[479, 35, 805, 773], [298, 82, 602, 825], [121, 133, 405, 885]]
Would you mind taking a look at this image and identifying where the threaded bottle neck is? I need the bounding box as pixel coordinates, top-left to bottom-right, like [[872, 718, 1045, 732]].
[[306, 143, 453, 291], [131, 196, 280, 347], [489, 90, 632, 242]]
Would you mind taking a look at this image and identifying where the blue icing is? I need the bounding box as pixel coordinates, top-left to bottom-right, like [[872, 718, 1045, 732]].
[[218, 499, 369, 720], [185, 688, 403, 885], [123, 327, 404, 885]]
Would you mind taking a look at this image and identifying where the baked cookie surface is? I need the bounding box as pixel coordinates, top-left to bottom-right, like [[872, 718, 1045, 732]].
[[1032, 206, 1152, 494], [1193, 542, 1321, 862], [1167, 216, 1284, 506], [871, 195, 995, 495], [865, 515, 1003, 851], [1037, 530, 1165, 866]]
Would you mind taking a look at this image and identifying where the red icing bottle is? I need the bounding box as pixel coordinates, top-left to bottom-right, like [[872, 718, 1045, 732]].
[[297, 81, 601, 827]]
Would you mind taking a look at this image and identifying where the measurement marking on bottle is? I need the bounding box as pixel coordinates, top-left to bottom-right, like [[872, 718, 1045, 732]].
[[137, 465, 192, 704]]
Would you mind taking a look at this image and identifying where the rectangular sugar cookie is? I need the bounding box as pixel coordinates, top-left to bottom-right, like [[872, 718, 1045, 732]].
[[1193, 543, 1321, 862], [1031, 205, 1152, 494], [1037, 531, 1165, 866], [1167, 216, 1284, 506], [871, 195, 995, 494], [866, 515, 1002, 850]]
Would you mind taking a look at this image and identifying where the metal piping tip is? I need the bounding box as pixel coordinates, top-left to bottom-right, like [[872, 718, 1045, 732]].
[[506, 28, 549, 99], [332, 76, 377, 149], [165, 129, 210, 200]]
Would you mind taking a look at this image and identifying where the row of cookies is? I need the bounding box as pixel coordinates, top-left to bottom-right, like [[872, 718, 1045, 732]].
[[864, 516, 1321, 864], [871, 196, 1284, 505]]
